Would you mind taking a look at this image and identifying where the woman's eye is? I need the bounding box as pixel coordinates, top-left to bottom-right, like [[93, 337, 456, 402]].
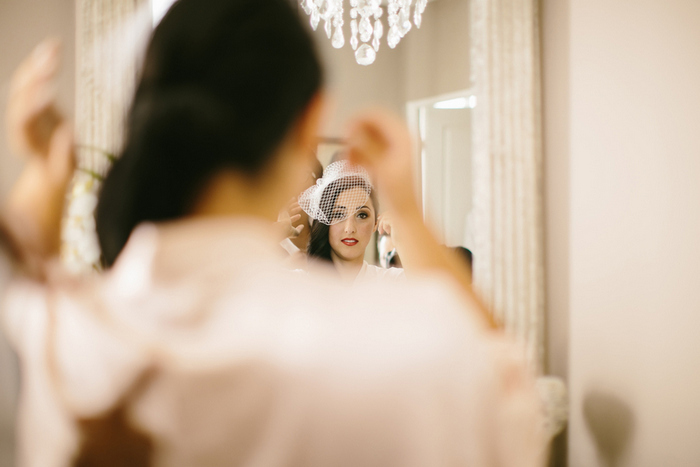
[[332, 211, 345, 219], [357, 212, 369, 219]]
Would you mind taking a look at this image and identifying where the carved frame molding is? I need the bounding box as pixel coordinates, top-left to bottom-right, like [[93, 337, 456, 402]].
[[470, 0, 546, 371]]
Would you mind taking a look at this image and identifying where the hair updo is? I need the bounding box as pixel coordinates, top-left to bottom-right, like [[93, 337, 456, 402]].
[[96, 0, 323, 267]]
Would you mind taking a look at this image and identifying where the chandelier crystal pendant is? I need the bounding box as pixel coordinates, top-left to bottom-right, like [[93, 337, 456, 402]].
[[299, 0, 428, 66]]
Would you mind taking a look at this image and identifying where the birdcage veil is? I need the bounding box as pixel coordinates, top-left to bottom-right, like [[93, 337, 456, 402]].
[[298, 160, 373, 226]]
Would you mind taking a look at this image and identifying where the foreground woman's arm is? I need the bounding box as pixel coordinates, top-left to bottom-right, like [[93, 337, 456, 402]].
[[1, 40, 74, 276], [347, 109, 497, 329]]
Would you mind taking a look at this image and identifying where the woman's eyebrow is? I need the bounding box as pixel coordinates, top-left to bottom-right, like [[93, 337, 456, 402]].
[[357, 205, 370, 210]]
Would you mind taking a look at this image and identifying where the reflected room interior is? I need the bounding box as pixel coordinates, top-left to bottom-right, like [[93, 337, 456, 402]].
[[309, 0, 473, 266]]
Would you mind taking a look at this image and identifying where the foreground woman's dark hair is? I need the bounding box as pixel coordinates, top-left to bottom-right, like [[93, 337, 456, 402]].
[[96, 0, 323, 267]]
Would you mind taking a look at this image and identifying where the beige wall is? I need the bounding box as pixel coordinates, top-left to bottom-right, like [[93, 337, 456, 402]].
[[402, 0, 471, 102], [542, 0, 700, 465], [311, 17, 405, 138]]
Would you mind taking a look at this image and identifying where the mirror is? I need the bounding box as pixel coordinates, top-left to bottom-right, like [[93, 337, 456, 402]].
[[307, 0, 473, 262], [70, 0, 546, 374]]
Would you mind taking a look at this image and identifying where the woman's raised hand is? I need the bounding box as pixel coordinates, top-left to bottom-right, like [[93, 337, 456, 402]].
[[346, 108, 419, 216], [3, 39, 75, 264], [7, 39, 65, 159], [276, 198, 305, 240], [376, 213, 392, 237]]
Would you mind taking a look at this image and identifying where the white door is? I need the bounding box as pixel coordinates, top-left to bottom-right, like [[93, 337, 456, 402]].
[[420, 106, 472, 247]]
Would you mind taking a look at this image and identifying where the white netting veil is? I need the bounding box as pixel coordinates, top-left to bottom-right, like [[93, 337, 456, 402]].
[[298, 160, 373, 226]]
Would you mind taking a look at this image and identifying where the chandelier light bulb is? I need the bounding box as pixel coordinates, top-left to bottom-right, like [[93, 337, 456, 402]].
[[299, 0, 427, 66]]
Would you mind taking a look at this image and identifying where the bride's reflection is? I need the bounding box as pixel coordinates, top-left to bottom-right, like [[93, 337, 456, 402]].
[[307, 0, 476, 280], [303, 160, 405, 282]]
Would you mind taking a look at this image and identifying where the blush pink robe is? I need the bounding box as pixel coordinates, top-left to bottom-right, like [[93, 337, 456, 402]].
[[3, 217, 545, 467]]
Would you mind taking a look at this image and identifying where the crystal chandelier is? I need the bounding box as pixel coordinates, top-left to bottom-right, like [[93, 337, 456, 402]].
[[299, 0, 429, 66]]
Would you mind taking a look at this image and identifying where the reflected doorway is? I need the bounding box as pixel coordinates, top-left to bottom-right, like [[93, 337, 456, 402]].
[[407, 90, 475, 248]]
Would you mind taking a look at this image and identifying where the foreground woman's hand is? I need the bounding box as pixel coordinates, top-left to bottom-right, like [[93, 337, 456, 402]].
[[345, 108, 418, 215], [7, 39, 64, 158], [2, 40, 75, 270], [346, 108, 497, 329], [376, 213, 393, 237]]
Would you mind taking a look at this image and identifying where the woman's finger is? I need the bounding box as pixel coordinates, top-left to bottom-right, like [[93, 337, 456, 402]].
[[379, 220, 392, 236], [346, 108, 418, 213], [346, 109, 413, 186], [7, 39, 63, 158], [347, 124, 387, 169], [9, 41, 61, 117], [288, 223, 305, 239], [8, 40, 60, 96]]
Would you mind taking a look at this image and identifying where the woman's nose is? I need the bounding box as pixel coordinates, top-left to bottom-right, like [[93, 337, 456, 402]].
[[343, 217, 356, 234]]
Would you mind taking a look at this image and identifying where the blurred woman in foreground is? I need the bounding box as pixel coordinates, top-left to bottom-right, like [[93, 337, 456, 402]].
[[1, 0, 544, 465]]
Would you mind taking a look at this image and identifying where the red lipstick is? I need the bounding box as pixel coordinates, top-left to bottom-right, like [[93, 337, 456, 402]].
[[341, 238, 359, 246]]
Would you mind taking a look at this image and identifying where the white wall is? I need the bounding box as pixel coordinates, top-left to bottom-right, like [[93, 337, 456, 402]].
[[542, 0, 700, 465]]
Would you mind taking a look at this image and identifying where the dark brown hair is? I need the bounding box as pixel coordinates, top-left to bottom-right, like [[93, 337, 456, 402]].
[[96, 0, 323, 268]]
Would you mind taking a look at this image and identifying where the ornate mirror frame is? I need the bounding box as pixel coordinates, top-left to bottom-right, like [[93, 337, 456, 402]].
[[470, 0, 546, 372]]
